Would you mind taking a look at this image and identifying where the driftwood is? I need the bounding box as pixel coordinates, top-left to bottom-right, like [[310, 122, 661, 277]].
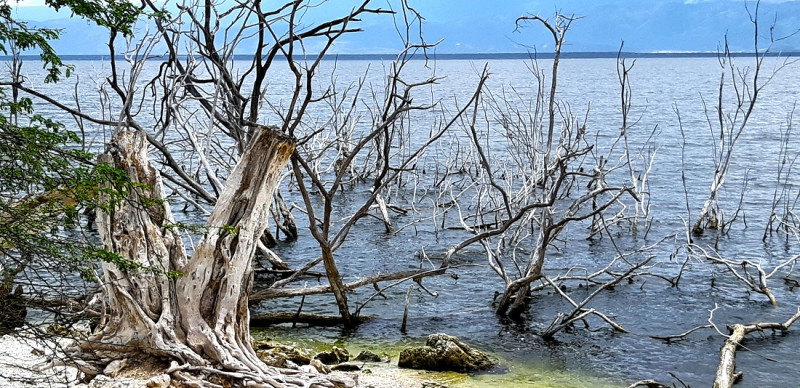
[[250, 313, 372, 327], [713, 307, 800, 388], [251, 268, 444, 302], [628, 380, 670, 388]]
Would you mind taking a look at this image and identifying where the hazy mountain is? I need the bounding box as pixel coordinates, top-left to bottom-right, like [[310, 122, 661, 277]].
[[10, 0, 800, 55]]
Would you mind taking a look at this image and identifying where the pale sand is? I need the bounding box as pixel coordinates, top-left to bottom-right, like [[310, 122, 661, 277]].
[[331, 363, 446, 388]]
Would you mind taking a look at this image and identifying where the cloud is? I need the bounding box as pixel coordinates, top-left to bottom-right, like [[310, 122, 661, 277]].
[[11, 0, 47, 7]]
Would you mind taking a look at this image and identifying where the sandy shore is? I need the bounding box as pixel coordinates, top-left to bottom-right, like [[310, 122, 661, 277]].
[[0, 333, 446, 388], [0, 333, 84, 387], [330, 363, 448, 388]]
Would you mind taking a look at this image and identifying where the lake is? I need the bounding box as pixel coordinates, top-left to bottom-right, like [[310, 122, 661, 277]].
[[8, 54, 800, 387]]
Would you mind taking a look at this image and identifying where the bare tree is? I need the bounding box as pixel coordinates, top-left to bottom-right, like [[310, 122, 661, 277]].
[[424, 14, 639, 321], [692, 0, 796, 235], [4, 0, 477, 384]]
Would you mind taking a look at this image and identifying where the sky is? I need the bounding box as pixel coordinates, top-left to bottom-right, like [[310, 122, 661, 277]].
[[8, 0, 800, 54]]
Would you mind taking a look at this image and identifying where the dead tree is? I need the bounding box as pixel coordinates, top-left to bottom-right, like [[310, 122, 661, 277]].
[[764, 105, 800, 242], [63, 127, 347, 386], [689, 243, 798, 305], [253, 58, 491, 325], [430, 13, 637, 319], [711, 305, 800, 388], [692, 0, 795, 235]]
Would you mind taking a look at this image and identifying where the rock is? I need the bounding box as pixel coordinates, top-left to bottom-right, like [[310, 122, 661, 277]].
[[310, 358, 331, 374], [398, 333, 494, 372], [254, 341, 312, 367], [102, 359, 128, 377], [314, 346, 350, 365], [45, 323, 70, 336], [422, 381, 450, 388], [146, 374, 171, 388], [331, 363, 361, 372], [353, 350, 382, 362]]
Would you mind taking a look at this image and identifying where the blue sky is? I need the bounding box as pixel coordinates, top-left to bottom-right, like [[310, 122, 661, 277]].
[[9, 0, 800, 54]]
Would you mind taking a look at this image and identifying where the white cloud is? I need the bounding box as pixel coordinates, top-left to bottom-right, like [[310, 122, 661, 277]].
[[11, 0, 48, 7]]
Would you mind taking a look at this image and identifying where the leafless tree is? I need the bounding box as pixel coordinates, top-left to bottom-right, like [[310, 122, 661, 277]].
[[692, 0, 797, 235], [419, 14, 642, 322], [3, 0, 486, 384]]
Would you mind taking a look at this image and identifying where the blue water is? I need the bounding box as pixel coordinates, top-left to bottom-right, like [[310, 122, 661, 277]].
[[9, 55, 800, 387]]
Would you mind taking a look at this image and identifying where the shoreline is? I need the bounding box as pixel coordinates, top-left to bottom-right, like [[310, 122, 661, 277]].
[[0, 333, 441, 388]]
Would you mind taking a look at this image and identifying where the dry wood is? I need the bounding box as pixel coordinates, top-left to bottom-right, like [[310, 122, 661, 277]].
[[713, 308, 800, 388], [251, 268, 444, 301], [400, 284, 414, 333], [628, 380, 670, 388], [250, 312, 371, 327], [83, 128, 347, 387], [650, 325, 712, 344]]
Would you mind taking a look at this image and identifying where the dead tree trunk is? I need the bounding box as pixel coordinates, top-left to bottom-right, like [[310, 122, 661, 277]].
[[713, 308, 800, 388], [84, 128, 344, 387]]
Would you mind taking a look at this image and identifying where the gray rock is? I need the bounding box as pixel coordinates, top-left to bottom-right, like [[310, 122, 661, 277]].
[[331, 363, 361, 372], [398, 333, 494, 372], [254, 341, 312, 367], [353, 350, 382, 362], [314, 346, 350, 365], [102, 359, 127, 377]]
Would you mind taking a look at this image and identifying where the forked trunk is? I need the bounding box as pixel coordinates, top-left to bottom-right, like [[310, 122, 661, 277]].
[[88, 128, 345, 387]]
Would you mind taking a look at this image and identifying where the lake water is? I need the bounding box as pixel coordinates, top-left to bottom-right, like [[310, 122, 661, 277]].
[[9, 55, 800, 387]]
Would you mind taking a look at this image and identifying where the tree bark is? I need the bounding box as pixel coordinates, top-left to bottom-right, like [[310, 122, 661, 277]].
[[89, 128, 344, 387], [713, 309, 800, 388]]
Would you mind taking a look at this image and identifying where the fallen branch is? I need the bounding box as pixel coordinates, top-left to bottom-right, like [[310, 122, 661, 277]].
[[650, 324, 712, 344], [713, 307, 800, 388], [250, 267, 446, 302], [250, 313, 372, 327]]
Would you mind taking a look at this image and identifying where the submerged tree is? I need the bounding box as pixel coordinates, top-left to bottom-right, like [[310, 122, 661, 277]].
[[691, 1, 797, 235]]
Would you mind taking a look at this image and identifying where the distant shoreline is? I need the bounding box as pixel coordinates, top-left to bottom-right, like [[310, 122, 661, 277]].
[[2, 51, 799, 61]]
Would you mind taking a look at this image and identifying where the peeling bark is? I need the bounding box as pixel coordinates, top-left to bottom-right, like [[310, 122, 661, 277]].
[[713, 309, 800, 388], [88, 128, 346, 387]]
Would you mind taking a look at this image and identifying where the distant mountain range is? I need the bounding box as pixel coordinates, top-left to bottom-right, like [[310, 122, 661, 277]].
[[9, 0, 800, 55]]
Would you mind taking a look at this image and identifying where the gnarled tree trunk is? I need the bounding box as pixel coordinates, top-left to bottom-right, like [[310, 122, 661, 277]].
[[84, 128, 345, 387]]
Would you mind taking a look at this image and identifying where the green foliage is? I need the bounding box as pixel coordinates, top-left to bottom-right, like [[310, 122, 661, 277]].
[[219, 224, 239, 235], [0, 3, 70, 82], [43, 0, 143, 36], [164, 221, 208, 235], [0, 0, 185, 323], [166, 270, 183, 281]]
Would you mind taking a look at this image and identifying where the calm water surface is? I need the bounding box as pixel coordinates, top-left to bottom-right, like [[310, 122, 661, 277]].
[[12, 56, 800, 387]]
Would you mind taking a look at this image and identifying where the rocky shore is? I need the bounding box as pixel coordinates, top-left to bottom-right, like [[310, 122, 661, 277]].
[[0, 332, 491, 387]]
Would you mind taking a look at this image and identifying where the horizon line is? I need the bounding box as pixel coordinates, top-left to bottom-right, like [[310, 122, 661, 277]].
[[3, 51, 799, 61]]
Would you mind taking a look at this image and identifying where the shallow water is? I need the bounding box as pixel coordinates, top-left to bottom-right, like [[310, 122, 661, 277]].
[[256, 57, 800, 387], [10, 55, 800, 387]]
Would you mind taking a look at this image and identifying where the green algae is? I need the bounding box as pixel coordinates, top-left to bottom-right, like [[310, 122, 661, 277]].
[[252, 326, 623, 388]]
